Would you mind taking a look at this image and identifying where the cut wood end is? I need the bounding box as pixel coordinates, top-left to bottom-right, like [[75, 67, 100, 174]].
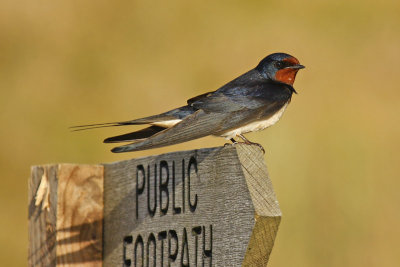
[[34, 168, 50, 211]]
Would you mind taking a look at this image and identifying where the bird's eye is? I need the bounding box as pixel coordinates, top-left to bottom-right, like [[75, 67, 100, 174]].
[[275, 61, 283, 69]]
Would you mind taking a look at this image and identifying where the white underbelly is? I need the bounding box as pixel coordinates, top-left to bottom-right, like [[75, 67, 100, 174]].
[[151, 119, 182, 127], [220, 103, 288, 139]]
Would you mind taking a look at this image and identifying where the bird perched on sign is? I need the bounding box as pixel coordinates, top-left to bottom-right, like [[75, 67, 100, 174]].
[[72, 53, 304, 153]]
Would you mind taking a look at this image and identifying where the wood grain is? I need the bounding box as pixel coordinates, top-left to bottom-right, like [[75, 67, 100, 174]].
[[28, 164, 104, 266], [29, 165, 58, 267], [56, 164, 104, 266], [103, 144, 281, 266], [29, 144, 281, 266], [236, 145, 281, 266]]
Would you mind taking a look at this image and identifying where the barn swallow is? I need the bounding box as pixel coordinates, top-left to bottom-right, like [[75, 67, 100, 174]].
[[72, 53, 304, 153]]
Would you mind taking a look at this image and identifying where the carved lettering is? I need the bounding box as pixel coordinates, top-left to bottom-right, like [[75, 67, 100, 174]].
[[159, 160, 169, 216], [158, 231, 167, 267], [124, 225, 212, 267], [191, 226, 202, 266], [123, 235, 133, 267], [147, 165, 157, 217], [136, 165, 146, 219], [180, 227, 190, 267], [134, 235, 144, 267], [202, 225, 212, 267], [188, 156, 198, 213], [182, 159, 185, 213], [146, 233, 156, 267], [126, 156, 213, 267], [168, 230, 178, 267], [172, 161, 181, 214]]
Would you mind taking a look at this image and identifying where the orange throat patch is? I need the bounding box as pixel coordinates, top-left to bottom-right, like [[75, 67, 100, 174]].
[[275, 68, 299, 85]]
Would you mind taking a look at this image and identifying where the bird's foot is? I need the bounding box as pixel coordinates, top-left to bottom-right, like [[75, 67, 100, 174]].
[[237, 134, 265, 154], [224, 138, 238, 147], [250, 142, 265, 154]]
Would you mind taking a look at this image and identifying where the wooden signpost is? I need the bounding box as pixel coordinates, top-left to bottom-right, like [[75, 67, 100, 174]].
[[29, 144, 281, 266]]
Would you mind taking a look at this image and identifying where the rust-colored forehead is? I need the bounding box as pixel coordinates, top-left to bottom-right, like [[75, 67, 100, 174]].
[[283, 56, 300, 65]]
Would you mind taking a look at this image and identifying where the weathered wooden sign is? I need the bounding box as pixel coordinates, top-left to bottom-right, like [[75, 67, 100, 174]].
[[29, 144, 281, 267]]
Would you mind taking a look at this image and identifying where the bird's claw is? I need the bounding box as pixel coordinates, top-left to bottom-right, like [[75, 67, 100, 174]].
[[252, 143, 265, 154], [225, 136, 265, 154], [237, 134, 265, 154], [224, 141, 265, 153]]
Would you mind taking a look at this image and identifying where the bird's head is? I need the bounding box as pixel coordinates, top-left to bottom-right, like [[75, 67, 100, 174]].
[[256, 53, 305, 85]]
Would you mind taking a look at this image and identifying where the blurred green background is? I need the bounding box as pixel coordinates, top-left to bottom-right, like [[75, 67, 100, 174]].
[[1, 0, 399, 266]]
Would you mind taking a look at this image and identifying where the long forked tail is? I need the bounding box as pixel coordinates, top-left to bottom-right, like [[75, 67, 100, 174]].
[[70, 105, 194, 131], [69, 121, 139, 131], [103, 126, 166, 143]]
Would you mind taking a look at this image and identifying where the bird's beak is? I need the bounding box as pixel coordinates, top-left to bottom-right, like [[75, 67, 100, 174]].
[[287, 64, 305, 70]]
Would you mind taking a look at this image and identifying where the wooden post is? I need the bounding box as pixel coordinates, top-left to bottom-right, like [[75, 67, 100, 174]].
[[28, 144, 281, 266]]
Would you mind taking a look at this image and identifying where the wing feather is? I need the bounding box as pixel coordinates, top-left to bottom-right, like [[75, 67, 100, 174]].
[[111, 110, 227, 152]]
